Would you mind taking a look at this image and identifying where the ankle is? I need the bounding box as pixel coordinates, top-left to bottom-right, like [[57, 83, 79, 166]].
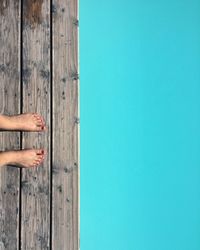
[[0, 114, 13, 130], [0, 151, 11, 166]]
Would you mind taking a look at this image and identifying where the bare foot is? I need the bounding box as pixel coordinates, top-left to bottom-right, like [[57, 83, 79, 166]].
[[0, 113, 47, 131], [0, 149, 46, 168]]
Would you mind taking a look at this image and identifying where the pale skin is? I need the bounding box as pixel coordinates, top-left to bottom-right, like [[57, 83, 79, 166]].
[[0, 113, 47, 168]]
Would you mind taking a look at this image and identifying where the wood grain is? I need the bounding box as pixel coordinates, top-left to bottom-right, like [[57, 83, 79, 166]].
[[0, 0, 79, 248], [0, 1, 21, 249], [52, 0, 79, 249], [21, 0, 51, 249]]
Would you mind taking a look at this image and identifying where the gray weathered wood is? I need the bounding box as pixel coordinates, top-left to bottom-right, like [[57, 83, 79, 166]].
[[0, 0, 79, 248], [0, 1, 21, 249], [21, 1, 51, 249], [52, 0, 79, 249]]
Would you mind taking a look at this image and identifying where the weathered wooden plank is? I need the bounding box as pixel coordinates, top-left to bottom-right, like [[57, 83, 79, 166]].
[[21, 1, 51, 249], [52, 0, 79, 249], [0, 1, 21, 249]]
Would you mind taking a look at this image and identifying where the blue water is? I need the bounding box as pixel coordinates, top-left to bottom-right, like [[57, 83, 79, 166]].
[[80, 1, 200, 249]]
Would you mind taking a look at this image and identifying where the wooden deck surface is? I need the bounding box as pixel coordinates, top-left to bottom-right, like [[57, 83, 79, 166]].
[[0, 0, 79, 249]]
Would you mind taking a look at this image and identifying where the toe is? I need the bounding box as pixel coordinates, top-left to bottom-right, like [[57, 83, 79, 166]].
[[36, 115, 42, 121], [38, 159, 43, 165], [36, 149, 44, 155], [36, 119, 43, 126], [33, 113, 38, 118], [33, 114, 43, 123], [33, 113, 43, 122], [36, 114, 44, 121], [38, 120, 44, 126], [40, 117, 45, 126], [38, 158, 44, 165], [35, 125, 44, 131], [35, 116, 46, 128], [41, 125, 47, 131], [34, 158, 40, 164], [38, 155, 43, 161], [43, 149, 47, 155], [40, 155, 45, 162]]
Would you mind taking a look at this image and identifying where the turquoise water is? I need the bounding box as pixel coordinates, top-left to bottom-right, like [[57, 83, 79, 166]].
[[80, 0, 200, 249]]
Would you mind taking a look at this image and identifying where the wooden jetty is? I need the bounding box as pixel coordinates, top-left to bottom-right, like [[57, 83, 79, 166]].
[[0, 0, 79, 249]]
